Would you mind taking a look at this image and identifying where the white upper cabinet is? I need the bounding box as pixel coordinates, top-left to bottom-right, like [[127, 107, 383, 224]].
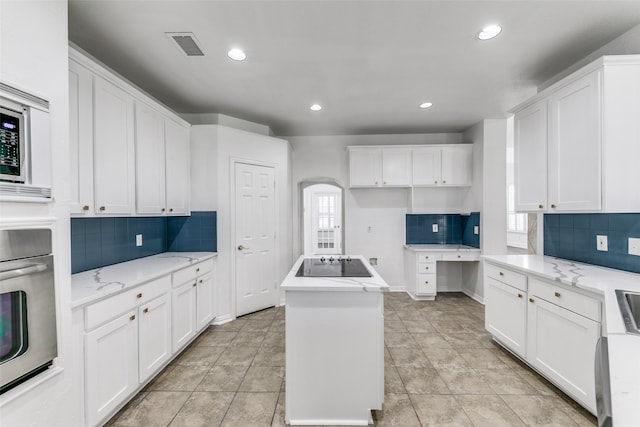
[[164, 118, 190, 215], [93, 76, 136, 215], [412, 145, 472, 187], [548, 70, 602, 211], [69, 60, 94, 215], [381, 149, 412, 186], [513, 55, 640, 212], [440, 145, 472, 186], [350, 145, 471, 188], [514, 100, 547, 211], [349, 148, 381, 187], [411, 147, 440, 186], [69, 46, 191, 217], [135, 101, 166, 215]]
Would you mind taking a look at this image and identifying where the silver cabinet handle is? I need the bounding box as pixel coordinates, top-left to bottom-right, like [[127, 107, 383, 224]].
[[0, 263, 47, 280], [237, 245, 249, 251]]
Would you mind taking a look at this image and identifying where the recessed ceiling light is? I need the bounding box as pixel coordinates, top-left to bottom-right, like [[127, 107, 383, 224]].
[[310, 104, 322, 111], [419, 102, 433, 109], [478, 24, 502, 40], [227, 48, 246, 61]]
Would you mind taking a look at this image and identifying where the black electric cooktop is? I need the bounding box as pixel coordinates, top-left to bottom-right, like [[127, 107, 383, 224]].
[[295, 257, 372, 278]]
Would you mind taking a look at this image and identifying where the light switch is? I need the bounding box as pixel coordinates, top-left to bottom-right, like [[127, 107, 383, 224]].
[[136, 234, 143, 247], [629, 237, 640, 256], [432, 224, 438, 233], [596, 235, 608, 252], [474, 226, 479, 235]]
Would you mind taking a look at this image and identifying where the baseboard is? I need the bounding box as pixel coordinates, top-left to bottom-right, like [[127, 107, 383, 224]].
[[212, 313, 235, 325], [462, 288, 484, 304], [388, 285, 406, 293]]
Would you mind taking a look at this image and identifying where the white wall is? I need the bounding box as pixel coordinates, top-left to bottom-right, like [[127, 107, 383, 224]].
[[0, 1, 82, 426], [191, 125, 292, 321], [460, 119, 508, 302], [289, 133, 464, 288]]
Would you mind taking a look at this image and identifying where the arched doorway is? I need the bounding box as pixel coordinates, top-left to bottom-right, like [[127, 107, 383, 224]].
[[299, 181, 345, 256]]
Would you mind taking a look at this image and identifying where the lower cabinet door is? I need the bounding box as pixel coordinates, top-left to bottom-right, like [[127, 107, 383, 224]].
[[527, 296, 600, 413], [85, 310, 138, 427], [416, 273, 437, 295], [196, 272, 214, 332], [485, 277, 527, 357], [172, 281, 197, 353], [139, 293, 172, 382]]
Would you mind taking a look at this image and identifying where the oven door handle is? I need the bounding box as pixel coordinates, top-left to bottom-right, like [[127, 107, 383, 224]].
[[0, 263, 48, 280]]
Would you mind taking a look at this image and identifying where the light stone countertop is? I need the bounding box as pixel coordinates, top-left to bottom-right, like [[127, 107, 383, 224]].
[[281, 255, 389, 292], [404, 244, 480, 252], [71, 252, 217, 308], [482, 254, 640, 425]]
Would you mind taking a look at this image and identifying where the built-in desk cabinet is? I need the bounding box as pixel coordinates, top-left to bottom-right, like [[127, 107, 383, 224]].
[[484, 260, 601, 413], [513, 55, 640, 213], [69, 46, 190, 217]]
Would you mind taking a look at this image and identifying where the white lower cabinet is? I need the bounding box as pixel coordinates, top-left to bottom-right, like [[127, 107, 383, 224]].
[[171, 259, 216, 352], [172, 281, 197, 352], [484, 260, 601, 414], [79, 257, 216, 426], [138, 293, 172, 383], [527, 291, 600, 412], [485, 277, 527, 358], [85, 310, 138, 427]]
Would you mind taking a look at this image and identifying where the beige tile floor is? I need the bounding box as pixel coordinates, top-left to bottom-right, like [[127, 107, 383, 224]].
[[106, 292, 597, 427]]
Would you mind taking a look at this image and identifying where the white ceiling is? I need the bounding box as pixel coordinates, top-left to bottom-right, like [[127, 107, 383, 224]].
[[68, 1, 640, 136]]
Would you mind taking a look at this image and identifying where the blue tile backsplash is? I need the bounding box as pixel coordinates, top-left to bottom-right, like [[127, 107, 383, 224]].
[[167, 212, 217, 252], [544, 213, 640, 274], [406, 212, 480, 248], [71, 211, 217, 273]]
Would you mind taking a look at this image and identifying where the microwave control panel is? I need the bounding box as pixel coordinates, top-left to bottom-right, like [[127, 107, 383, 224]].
[[0, 107, 23, 180]]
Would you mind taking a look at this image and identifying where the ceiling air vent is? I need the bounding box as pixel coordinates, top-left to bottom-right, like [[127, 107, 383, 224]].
[[166, 32, 204, 56]]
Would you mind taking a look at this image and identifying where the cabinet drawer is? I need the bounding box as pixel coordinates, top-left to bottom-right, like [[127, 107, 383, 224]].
[[416, 261, 437, 274], [85, 275, 171, 330], [416, 273, 437, 295], [415, 253, 440, 263], [485, 263, 527, 292], [442, 252, 480, 261], [529, 277, 601, 322], [172, 259, 213, 288]]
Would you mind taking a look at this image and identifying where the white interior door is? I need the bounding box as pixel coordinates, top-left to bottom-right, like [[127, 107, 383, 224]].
[[235, 162, 276, 317], [311, 190, 342, 255]]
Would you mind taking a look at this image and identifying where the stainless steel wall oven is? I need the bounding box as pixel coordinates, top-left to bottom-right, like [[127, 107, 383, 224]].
[[0, 229, 57, 394]]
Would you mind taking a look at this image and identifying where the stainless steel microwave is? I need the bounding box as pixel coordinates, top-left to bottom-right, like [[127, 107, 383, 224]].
[[0, 82, 51, 200]]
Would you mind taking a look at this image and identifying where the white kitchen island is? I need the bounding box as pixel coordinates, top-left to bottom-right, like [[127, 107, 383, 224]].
[[281, 255, 389, 426]]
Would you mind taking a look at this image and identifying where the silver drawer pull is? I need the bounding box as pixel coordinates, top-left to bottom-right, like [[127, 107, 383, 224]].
[[517, 293, 523, 298], [554, 291, 561, 298], [499, 272, 504, 276]]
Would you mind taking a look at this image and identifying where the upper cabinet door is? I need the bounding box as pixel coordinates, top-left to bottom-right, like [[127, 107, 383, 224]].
[[93, 76, 136, 215], [135, 101, 166, 215], [349, 149, 381, 187], [381, 149, 412, 186], [547, 70, 602, 211], [412, 147, 441, 186], [514, 100, 548, 211], [441, 145, 472, 186], [69, 60, 94, 215], [164, 119, 190, 215]]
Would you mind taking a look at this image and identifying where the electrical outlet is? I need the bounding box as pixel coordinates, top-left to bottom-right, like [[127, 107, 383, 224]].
[[367, 226, 372, 233], [136, 234, 143, 247], [369, 257, 378, 265], [629, 237, 640, 256], [432, 224, 438, 233], [474, 226, 479, 235], [596, 235, 608, 252]]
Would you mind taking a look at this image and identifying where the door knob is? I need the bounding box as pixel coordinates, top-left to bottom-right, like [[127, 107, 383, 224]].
[[237, 245, 249, 251]]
